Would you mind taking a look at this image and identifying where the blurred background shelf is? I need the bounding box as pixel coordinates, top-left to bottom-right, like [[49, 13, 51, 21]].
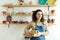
[[2, 13, 56, 16], [13, 5, 55, 7], [2, 13, 32, 16], [48, 23, 56, 26], [0, 0, 56, 26], [44, 14, 56, 16], [0, 23, 56, 27], [2, 5, 55, 7], [0, 23, 28, 25]]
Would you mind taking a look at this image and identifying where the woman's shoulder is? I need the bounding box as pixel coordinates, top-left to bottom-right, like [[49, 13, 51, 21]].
[[43, 20, 47, 24], [43, 20, 48, 27]]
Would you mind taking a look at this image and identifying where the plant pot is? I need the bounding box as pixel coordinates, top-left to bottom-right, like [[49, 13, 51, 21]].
[[38, 0, 47, 5], [51, 10, 55, 14], [2, 21, 6, 24], [50, 19, 55, 24], [47, 0, 56, 5]]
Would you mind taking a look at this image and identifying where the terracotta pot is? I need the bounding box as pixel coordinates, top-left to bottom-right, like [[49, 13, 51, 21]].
[[2, 21, 6, 24], [18, 0, 24, 2], [50, 19, 55, 24], [51, 10, 55, 14], [2, 11, 7, 14]]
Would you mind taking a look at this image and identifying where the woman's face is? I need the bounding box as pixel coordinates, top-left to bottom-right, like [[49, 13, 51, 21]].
[[36, 11, 43, 20]]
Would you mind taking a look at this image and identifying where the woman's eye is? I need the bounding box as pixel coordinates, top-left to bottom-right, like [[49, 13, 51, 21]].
[[38, 14, 40, 15]]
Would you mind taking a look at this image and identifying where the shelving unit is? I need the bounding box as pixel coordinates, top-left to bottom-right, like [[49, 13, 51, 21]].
[[2, 4, 56, 22], [0, 0, 56, 27]]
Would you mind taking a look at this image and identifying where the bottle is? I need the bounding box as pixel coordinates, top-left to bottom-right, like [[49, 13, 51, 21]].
[[47, 15, 50, 23]]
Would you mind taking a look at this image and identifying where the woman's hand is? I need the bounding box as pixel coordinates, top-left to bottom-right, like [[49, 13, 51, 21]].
[[34, 31, 41, 37], [24, 32, 32, 37]]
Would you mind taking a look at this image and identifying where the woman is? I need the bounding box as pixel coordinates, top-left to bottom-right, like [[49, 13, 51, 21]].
[[24, 9, 48, 40]]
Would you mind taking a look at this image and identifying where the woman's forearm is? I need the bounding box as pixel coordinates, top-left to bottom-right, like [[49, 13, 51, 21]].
[[40, 31, 48, 35], [37, 31, 48, 36]]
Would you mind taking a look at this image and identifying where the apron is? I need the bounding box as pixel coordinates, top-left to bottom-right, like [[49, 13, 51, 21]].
[[30, 23, 46, 40]]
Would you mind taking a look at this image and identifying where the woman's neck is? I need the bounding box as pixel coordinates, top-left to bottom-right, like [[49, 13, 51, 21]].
[[37, 19, 41, 23], [36, 20, 43, 26]]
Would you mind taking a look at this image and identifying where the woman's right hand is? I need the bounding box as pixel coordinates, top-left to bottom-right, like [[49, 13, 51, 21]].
[[34, 31, 41, 37], [24, 32, 32, 37]]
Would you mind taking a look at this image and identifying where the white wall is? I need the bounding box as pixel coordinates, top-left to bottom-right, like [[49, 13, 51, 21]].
[[0, 0, 60, 40]]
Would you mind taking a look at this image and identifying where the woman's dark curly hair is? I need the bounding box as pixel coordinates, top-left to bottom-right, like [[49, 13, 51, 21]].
[[32, 9, 45, 22]]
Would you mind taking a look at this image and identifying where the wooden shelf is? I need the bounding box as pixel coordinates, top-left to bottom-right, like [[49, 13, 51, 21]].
[[48, 23, 56, 26], [14, 5, 55, 7], [14, 14, 32, 16], [2, 13, 56, 16], [0, 23, 56, 26], [0, 23, 28, 26], [11, 23, 27, 25], [44, 14, 56, 16], [2, 5, 55, 7], [0, 23, 8, 25], [49, 14, 56, 16], [2, 13, 32, 16]]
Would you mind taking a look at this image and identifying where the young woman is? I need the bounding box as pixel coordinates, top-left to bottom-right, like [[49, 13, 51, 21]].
[[24, 9, 48, 40]]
